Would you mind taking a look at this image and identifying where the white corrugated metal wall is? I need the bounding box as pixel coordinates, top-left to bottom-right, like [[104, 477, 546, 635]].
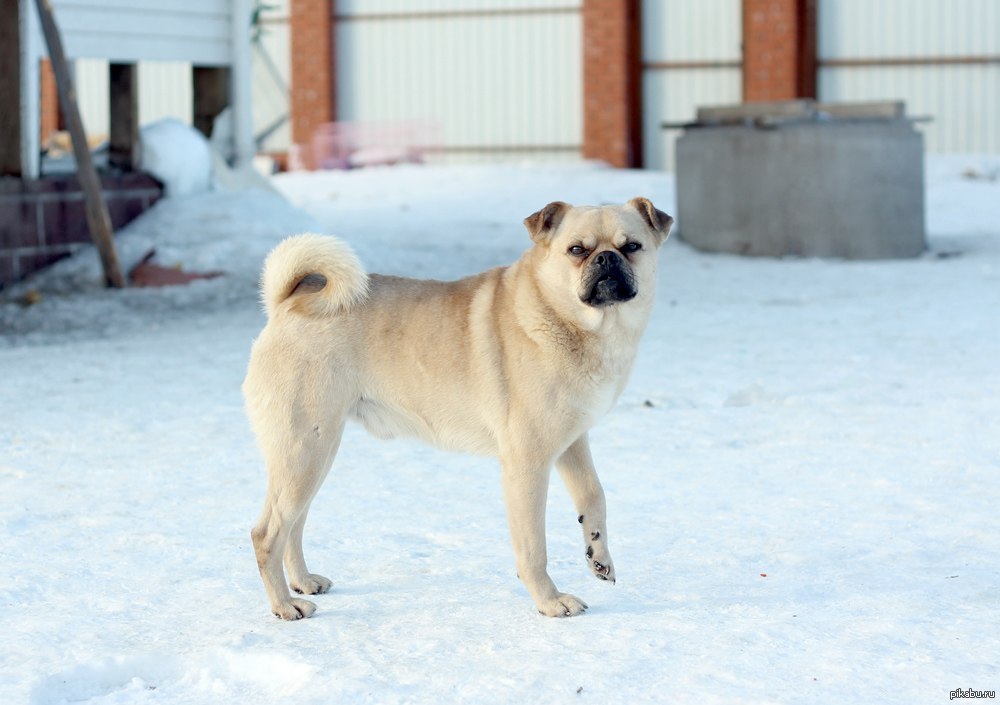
[[65, 1, 1000, 170], [818, 0, 1000, 154], [640, 0, 743, 171], [253, 0, 291, 154], [335, 0, 582, 163]]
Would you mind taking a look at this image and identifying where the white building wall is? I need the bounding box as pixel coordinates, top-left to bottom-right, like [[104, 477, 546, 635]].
[[641, 0, 743, 171], [818, 0, 1000, 154], [335, 1, 582, 163]]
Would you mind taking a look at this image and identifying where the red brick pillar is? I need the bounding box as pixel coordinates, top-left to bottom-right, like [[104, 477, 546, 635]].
[[582, 0, 642, 168], [290, 0, 335, 167], [40, 59, 60, 143], [743, 0, 816, 101]]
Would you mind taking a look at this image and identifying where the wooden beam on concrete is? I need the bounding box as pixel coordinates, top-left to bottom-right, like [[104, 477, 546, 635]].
[[109, 62, 139, 171]]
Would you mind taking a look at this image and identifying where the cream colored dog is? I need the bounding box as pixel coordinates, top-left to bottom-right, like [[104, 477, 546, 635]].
[[244, 198, 672, 620]]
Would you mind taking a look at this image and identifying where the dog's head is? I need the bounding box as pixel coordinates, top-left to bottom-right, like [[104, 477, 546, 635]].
[[523, 198, 673, 323]]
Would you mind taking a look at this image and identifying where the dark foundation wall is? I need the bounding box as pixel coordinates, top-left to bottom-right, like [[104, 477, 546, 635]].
[[0, 172, 162, 288]]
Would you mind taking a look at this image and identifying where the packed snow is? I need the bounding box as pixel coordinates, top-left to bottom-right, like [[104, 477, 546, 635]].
[[1, 155, 998, 705]]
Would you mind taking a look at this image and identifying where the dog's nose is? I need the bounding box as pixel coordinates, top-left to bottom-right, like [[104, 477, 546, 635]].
[[594, 250, 619, 267]]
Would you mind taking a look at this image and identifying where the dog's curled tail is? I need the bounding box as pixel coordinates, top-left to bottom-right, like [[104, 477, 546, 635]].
[[261, 234, 369, 319]]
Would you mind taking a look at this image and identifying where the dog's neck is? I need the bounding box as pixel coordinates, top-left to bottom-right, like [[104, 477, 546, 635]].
[[504, 257, 649, 369]]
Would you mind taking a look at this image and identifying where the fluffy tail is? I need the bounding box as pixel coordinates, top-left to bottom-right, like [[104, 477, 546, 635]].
[[260, 234, 369, 319]]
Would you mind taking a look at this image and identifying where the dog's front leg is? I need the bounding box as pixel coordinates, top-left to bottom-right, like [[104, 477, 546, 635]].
[[556, 434, 616, 584], [500, 455, 588, 617]]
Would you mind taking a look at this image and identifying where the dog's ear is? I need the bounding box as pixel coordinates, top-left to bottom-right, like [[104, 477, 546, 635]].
[[629, 197, 674, 245], [524, 201, 571, 244]]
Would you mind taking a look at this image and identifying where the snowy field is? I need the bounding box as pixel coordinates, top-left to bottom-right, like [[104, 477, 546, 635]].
[[1, 156, 998, 704]]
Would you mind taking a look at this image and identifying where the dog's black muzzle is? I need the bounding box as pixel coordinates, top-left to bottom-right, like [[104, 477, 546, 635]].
[[581, 250, 637, 307]]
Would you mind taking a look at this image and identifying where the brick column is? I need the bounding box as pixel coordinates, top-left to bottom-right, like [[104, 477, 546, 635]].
[[40, 60, 60, 144], [743, 0, 816, 101], [582, 0, 642, 168], [290, 0, 335, 165]]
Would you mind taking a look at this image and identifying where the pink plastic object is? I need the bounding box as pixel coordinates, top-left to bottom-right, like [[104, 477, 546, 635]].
[[310, 121, 439, 170]]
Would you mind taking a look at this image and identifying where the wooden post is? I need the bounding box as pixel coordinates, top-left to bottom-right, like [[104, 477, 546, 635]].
[[192, 66, 230, 140], [34, 0, 125, 288], [109, 62, 139, 171], [0, 0, 23, 176]]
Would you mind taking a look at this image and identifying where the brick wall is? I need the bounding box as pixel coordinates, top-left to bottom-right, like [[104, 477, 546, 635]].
[[289, 0, 335, 167], [40, 59, 59, 145], [582, 0, 642, 168], [743, 0, 816, 101], [0, 173, 162, 288]]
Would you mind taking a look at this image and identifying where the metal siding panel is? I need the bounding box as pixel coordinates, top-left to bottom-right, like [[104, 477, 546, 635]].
[[640, 0, 743, 170], [642, 0, 742, 62], [254, 21, 291, 152], [643, 68, 742, 171], [819, 0, 999, 58], [138, 62, 193, 127], [73, 59, 195, 142], [74, 58, 110, 138], [819, 64, 1000, 154], [55, 0, 229, 14], [336, 10, 581, 161], [818, 0, 1000, 154], [60, 35, 231, 65], [49, 0, 231, 63], [338, 0, 580, 14], [56, 8, 230, 41]]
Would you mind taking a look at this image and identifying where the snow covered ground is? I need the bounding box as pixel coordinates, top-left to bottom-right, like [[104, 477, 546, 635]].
[[1, 156, 998, 704]]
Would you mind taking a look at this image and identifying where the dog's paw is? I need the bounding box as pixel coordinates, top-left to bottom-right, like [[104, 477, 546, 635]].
[[586, 544, 616, 584], [536, 593, 588, 618], [271, 598, 317, 621], [290, 573, 332, 595]]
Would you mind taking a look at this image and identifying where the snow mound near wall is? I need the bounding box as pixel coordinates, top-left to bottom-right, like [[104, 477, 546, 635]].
[[140, 119, 213, 196]]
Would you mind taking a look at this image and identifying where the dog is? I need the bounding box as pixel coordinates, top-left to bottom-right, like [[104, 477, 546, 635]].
[[243, 197, 673, 620]]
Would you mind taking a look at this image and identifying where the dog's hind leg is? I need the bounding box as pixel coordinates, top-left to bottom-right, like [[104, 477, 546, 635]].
[[556, 434, 616, 584], [251, 420, 345, 620]]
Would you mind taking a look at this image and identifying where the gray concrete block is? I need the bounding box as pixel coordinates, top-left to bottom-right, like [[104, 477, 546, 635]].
[[675, 120, 926, 259]]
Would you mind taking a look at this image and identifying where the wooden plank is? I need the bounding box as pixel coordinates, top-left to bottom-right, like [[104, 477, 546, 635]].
[[0, 0, 23, 176], [108, 62, 139, 171], [814, 101, 905, 119], [696, 100, 814, 123], [35, 0, 125, 288]]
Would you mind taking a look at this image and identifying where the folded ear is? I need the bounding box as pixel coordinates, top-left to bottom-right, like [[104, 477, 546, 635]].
[[628, 197, 674, 244], [524, 201, 571, 244]]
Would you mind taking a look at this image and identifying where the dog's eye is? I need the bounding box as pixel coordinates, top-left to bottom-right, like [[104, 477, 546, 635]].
[[568, 245, 588, 257], [622, 242, 642, 253]]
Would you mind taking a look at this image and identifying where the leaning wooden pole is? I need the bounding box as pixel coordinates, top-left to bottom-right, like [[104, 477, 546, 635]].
[[34, 0, 126, 288]]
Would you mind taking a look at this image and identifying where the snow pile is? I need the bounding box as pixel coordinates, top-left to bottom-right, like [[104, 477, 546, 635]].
[[0, 187, 318, 343], [0, 158, 998, 705], [140, 119, 214, 196]]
